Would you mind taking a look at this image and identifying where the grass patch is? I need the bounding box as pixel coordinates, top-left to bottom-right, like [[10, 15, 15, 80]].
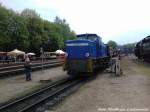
[[135, 62, 150, 77]]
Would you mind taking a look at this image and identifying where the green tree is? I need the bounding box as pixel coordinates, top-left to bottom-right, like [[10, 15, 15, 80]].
[[107, 40, 118, 49], [5, 16, 29, 50], [0, 4, 76, 54], [21, 9, 40, 18], [122, 43, 135, 53], [54, 16, 76, 45], [26, 17, 44, 54]]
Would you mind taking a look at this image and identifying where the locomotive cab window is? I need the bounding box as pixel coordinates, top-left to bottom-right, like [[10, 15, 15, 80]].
[[87, 35, 97, 41], [77, 35, 87, 40], [77, 34, 97, 41]]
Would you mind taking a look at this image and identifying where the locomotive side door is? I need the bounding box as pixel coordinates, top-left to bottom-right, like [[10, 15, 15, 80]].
[[97, 36, 102, 57]]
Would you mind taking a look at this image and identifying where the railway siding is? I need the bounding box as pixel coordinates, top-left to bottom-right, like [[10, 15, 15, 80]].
[[0, 67, 68, 105], [0, 60, 63, 77]]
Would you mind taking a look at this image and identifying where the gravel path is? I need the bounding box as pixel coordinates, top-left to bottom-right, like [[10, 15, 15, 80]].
[[52, 56, 150, 112], [0, 67, 68, 104]]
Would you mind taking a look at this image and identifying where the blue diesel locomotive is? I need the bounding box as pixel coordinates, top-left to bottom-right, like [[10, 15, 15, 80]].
[[63, 33, 110, 75]]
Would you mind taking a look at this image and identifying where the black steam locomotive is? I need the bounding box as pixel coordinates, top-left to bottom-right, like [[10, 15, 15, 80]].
[[135, 36, 150, 61]]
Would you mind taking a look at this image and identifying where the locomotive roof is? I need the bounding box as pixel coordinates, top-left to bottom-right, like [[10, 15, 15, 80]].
[[142, 35, 150, 42], [137, 35, 150, 44], [145, 36, 150, 40], [77, 34, 97, 37], [76, 34, 101, 38]]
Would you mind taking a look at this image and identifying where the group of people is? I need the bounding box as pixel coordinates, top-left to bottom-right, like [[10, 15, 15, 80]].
[[0, 55, 12, 63], [0, 55, 25, 64]]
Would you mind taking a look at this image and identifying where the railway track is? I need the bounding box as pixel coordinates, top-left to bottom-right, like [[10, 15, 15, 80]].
[[0, 60, 63, 77], [0, 77, 81, 112], [0, 58, 57, 67]]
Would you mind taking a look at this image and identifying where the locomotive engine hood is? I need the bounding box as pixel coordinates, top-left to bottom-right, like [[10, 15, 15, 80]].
[[65, 39, 96, 59]]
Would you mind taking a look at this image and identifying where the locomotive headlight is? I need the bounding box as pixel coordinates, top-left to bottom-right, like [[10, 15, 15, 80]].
[[85, 52, 90, 57]]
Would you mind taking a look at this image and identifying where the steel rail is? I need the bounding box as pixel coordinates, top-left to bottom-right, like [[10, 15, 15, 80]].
[[0, 77, 78, 112], [0, 58, 57, 67], [0, 61, 63, 77], [0, 60, 60, 71], [19, 79, 80, 112]]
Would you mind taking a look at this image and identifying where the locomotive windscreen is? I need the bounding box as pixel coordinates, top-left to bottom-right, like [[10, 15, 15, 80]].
[[77, 34, 98, 41]]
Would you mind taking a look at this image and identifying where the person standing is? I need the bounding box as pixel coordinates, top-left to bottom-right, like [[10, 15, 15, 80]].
[[24, 56, 32, 81]]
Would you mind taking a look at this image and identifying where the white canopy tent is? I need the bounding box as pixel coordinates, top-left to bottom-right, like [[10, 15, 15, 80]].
[[27, 53, 35, 56], [55, 50, 65, 54], [7, 49, 25, 57]]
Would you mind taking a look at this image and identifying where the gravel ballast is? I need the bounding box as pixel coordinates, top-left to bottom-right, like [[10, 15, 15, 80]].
[[0, 67, 68, 104], [50, 56, 150, 112]]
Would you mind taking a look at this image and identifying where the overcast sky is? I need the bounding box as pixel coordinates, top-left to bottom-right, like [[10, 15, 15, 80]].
[[1, 0, 150, 44]]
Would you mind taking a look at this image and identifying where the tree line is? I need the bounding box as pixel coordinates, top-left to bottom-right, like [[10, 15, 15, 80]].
[[107, 40, 135, 53], [0, 4, 76, 55]]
